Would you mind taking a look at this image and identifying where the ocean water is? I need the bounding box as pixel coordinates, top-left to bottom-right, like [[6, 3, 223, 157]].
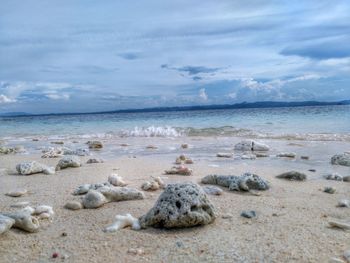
[[0, 105, 349, 141]]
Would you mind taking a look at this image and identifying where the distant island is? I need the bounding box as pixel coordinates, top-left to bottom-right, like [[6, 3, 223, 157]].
[[1, 100, 350, 117]]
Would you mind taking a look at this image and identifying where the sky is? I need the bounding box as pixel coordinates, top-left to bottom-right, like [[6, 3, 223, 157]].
[[0, 0, 350, 114]]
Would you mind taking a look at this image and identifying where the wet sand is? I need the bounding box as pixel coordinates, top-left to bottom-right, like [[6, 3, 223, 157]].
[[0, 137, 350, 262]]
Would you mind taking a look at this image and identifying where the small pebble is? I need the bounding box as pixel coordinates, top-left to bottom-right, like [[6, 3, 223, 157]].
[[337, 199, 350, 208], [324, 187, 336, 194], [301, 156, 309, 160], [61, 232, 67, 237], [52, 252, 59, 258], [221, 214, 233, 219], [240, 210, 256, 219], [308, 169, 316, 172]]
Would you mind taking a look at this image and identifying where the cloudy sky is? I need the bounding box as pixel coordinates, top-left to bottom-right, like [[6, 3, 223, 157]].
[[0, 1, 349, 113]]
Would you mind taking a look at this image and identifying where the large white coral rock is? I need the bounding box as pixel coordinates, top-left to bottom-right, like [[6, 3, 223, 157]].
[[16, 161, 55, 175], [139, 183, 216, 228], [234, 140, 269, 151]]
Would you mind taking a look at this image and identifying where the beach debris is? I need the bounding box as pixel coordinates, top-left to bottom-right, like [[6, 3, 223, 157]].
[[86, 158, 104, 164], [87, 140, 103, 149], [1, 210, 40, 233], [64, 201, 83, 210], [16, 161, 55, 175], [301, 156, 310, 160], [0, 145, 26, 155], [255, 153, 269, 158], [56, 155, 82, 171], [324, 187, 336, 194], [104, 214, 140, 232], [241, 154, 256, 160], [276, 171, 307, 181], [337, 199, 350, 208], [234, 140, 269, 152], [108, 174, 127, 187], [181, 143, 189, 149], [139, 183, 216, 228], [146, 145, 158, 149], [82, 187, 144, 209], [277, 152, 297, 158], [202, 186, 223, 195], [63, 148, 90, 156], [0, 215, 15, 235], [331, 153, 350, 167], [325, 173, 343, 181], [328, 220, 350, 230], [141, 177, 166, 191], [175, 155, 193, 164], [5, 189, 28, 197], [41, 147, 64, 158], [343, 176, 350, 182], [240, 210, 256, 219], [165, 165, 192, 176], [51, 141, 64, 145], [33, 205, 54, 219], [201, 173, 269, 192], [216, 153, 233, 158]]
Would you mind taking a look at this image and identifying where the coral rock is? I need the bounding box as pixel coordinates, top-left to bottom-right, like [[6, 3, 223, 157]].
[[139, 183, 216, 228], [64, 201, 83, 210], [201, 173, 269, 191], [82, 190, 108, 209], [331, 153, 350, 167], [276, 171, 307, 181], [5, 189, 28, 197], [56, 155, 81, 171], [87, 141, 103, 149], [234, 140, 269, 152], [0, 215, 15, 235], [202, 186, 223, 195], [108, 174, 127, 187], [16, 161, 55, 175], [325, 173, 343, 181], [86, 158, 104, 164], [104, 214, 140, 232], [165, 166, 192, 176]]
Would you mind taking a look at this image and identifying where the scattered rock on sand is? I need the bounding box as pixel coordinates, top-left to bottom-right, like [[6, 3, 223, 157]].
[[216, 153, 233, 158], [104, 214, 140, 232], [256, 153, 269, 158], [87, 141, 103, 149], [82, 186, 145, 209], [41, 147, 64, 158], [337, 199, 350, 208], [86, 158, 104, 164], [328, 220, 350, 230], [56, 156, 81, 171], [51, 141, 64, 145], [276, 171, 307, 181], [181, 143, 189, 149], [165, 165, 192, 176], [0, 146, 26, 154], [1, 210, 40, 233], [16, 161, 55, 175], [175, 155, 194, 164], [201, 173, 269, 192], [240, 210, 256, 219], [325, 173, 343, 181], [108, 174, 127, 187], [277, 152, 296, 158], [202, 186, 223, 195], [146, 145, 158, 149], [64, 201, 83, 210], [82, 190, 108, 209], [139, 183, 216, 228], [63, 148, 90, 156], [5, 189, 28, 197], [343, 176, 350, 182], [301, 156, 310, 160], [331, 153, 350, 167], [234, 140, 269, 152], [324, 187, 336, 194], [0, 215, 15, 235], [308, 169, 316, 172], [141, 177, 166, 191]]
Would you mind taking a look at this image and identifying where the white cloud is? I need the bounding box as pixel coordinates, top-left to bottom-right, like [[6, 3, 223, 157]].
[[0, 94, 16, 104], [199, 88, 208, 101], [45, 93, 70, 100]]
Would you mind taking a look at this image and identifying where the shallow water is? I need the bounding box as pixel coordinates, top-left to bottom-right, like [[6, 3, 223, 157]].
[[0, 105, 349, 141]]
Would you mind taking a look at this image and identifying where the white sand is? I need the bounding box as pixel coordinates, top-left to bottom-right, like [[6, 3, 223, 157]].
[[0, 137, 350, 262]]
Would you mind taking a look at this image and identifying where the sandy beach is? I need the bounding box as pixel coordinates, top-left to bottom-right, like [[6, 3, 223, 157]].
[[0, 137, 349, 263]]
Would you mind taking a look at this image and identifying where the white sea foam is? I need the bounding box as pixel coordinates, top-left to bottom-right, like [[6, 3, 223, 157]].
[[120, 126, 181, 137]]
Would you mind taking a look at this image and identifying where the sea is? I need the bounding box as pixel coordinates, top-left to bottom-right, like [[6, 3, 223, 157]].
[[0, 105, 350, 142]]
